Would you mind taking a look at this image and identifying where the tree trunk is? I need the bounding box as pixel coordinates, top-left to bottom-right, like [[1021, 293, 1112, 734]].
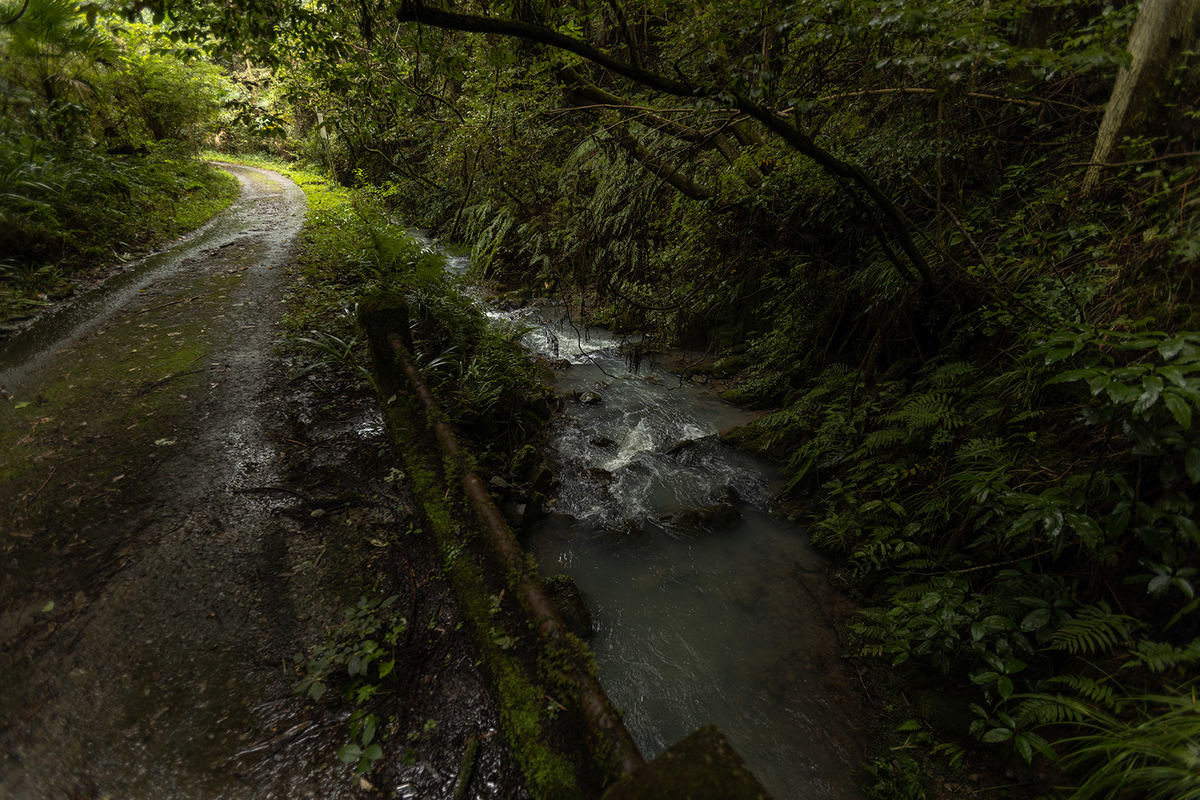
[[1083, 0, 1200, 192]]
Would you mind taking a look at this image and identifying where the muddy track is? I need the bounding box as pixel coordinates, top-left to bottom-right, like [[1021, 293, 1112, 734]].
[[0, 166, 526, 799]]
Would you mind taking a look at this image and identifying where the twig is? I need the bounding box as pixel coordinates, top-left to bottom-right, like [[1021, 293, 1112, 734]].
[[138, 295, 202, 314], [26, 467, 55, 506], [911, 547, 1056, 576], [1066, 150, 1200, 169], [141, 369, 208, 393], [812, 86, 1093, 111], [452, 734, 480, 800], [907, 175, 1053, 326]]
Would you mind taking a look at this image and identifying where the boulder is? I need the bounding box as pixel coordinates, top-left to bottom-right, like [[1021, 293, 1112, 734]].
[[578, 390, 603, 405], [530, 465, 559, 495], [510, 444, 538, 481]]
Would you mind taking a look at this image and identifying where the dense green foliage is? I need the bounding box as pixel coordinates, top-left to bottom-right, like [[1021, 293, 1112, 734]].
[[22, 0, 1200, 795], [0, 1, 235, 318]]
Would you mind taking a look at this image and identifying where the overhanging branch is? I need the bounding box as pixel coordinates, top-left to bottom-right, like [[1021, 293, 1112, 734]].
[[394, 0, 934, 286]]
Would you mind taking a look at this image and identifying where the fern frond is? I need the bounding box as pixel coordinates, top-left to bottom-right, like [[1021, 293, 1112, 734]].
[[1015, 695, 1088, 726], [1044, 673, 1120, 709], [1126, 638, 1200, 674], [1050, 603, 1137, 656]]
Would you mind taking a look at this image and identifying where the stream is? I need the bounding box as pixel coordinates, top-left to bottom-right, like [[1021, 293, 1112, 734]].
[[440, 248, 874, 799]]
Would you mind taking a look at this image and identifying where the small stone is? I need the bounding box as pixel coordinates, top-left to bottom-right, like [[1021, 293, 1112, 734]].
[[578, 391, 602, 405]]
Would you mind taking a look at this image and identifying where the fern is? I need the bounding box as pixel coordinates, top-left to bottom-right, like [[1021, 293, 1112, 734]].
[[1014, 694, 1088, 725], [1126, 638, 1200, 674], [925, 360, 978, 388], [886, 392, 963, 433], [1050, 603, 1138, 656], [859, 426, 908, 453], [1043, 673, 1122, 710]]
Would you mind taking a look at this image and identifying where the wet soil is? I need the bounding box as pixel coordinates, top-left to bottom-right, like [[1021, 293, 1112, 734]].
[[0, 166, 526, 799]]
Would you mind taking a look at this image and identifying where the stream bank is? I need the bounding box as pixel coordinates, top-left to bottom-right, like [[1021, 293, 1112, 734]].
[[479, 300, 876, 800]]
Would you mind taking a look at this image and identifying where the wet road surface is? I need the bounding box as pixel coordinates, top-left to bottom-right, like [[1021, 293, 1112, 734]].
[[0, 165, 363, 799]]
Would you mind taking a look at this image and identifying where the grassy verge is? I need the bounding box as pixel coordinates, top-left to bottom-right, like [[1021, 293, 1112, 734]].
[[1, 144, 239, 323]]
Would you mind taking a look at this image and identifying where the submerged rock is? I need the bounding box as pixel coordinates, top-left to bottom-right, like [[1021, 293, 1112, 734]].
[[664, 439, 695, 457], [602, 723, 773, 800], [589, 436, 616, 448], [659, 504, 741, 533], [712, 485, 741, 506], [542, 574, 594, 639], [597, 519, 645, 545], [580, 467, 613, 483]]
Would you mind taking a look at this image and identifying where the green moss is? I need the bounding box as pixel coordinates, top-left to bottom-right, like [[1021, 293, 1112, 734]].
[[380, 393, 584, 798]]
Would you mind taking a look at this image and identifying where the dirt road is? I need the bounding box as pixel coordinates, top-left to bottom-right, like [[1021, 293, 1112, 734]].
[[0, 165, 524, 799]]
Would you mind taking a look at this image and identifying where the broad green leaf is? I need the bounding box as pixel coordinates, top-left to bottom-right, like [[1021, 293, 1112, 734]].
[[1175, 514, 1200, 545], [363, 744, 383, 760], [1132, 375, 1164, 415], [1165, 391, 1193, 429], [1014, 733, 1033, 763], [362, 717, 376, 746], [1160, 337, 1186, 360], [337, 743, 362, 763], [982, 728, 1013, 743], [1021, 607, 1051, 631], [1187, 448, 1200, 482]]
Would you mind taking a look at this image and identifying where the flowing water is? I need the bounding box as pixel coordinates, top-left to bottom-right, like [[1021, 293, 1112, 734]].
[[473, 294, 875, 798]]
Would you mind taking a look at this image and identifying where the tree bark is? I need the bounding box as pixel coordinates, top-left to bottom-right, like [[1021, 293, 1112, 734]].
[[1083, 0, 1200, 192], [560, 66, 763, 187], [606, 121, 715, 201]]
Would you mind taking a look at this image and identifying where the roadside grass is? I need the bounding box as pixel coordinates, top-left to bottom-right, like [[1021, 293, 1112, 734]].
[[216, 153, 581, 795], [1, 145, 239, 323]]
